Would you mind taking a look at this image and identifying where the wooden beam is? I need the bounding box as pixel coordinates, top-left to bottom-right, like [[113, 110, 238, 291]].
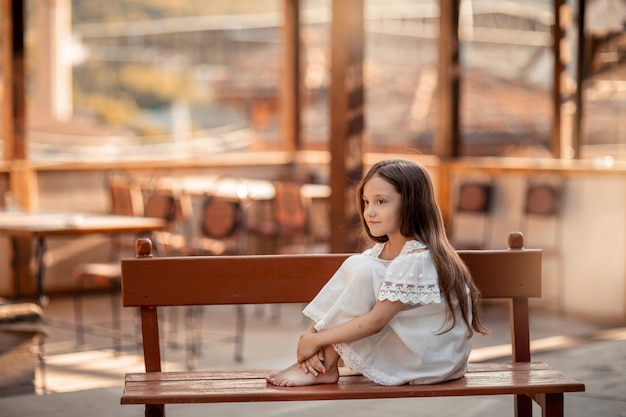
[[435, 0, 461, 158], [329, 0, 365, 252], [281, 0, 301, 152], [33, 0, 73, 121], [435, 0, 460, 236], [551, 0, 565, 158], [2, 0, 39, 299], [2, 0, 27, 161], [572, 0, 585, 159]]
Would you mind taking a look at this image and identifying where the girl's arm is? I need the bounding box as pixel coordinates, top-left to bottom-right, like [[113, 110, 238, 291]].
[[297, 299, 404, 364]]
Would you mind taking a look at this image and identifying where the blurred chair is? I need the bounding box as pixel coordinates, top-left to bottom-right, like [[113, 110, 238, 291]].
[[249, 180, 330, 322], [190, 196, 246, 256], [248, 181, 310, 254], [184, 176, 250, 368], [72, 263, 125, 352], [450, 180, 494, 250], [73, 174, 190, 352], [139, 183, 194, 350], [109, 174, 144, 217], [73, 173, 144, 352], [144, 189, 191, 256], [519, 177, 565, 310]]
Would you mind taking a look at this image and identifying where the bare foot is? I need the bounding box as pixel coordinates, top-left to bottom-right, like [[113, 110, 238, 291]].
[[266, 363, 339, 387]]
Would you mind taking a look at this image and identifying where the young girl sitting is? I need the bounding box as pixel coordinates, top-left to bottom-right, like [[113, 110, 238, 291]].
[[266, 158, 488, 387]]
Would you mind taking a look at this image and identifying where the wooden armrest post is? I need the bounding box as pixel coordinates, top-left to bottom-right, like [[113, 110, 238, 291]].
[[508, 232, 533, 417], [511, 296, 533, 417], [506, 232, 532, 362], [134, 239, 165, 417], [510, 297, 531, 363]]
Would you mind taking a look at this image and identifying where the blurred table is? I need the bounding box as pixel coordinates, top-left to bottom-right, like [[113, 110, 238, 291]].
[[151, 175, 330, 201], [144, 175, 331, 254], [178, 175, 275, 200], [0, 211, 167, 305]]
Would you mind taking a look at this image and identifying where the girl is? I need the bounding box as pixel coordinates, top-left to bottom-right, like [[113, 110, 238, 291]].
[[266, 159, 487, 387]]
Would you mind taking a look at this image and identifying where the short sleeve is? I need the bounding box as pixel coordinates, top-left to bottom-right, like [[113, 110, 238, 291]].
[[377, 252, 441, 305]]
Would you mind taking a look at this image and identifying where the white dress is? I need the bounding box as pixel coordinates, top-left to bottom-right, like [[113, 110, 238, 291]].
[[302, 240, 472, 386]]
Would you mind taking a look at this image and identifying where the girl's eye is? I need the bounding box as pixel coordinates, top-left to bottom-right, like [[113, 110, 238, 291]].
[[377, 199, 385, 205]]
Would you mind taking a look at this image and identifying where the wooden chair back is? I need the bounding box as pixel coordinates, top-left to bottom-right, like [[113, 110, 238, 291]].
[[273, 181, 307, 231], [109, 175, 144, 217], [456, 182, 493, 214], [144, 194, 175, 222], [200, 198, 244, 239], [524, 182, 563, 216]]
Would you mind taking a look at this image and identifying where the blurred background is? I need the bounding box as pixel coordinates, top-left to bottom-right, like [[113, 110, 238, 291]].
[[0, 0, 625, 400], [12, 0, 626, 159], [2, 0, 625, 322]]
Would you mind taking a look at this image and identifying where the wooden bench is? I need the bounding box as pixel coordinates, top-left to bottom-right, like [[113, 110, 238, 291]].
[[120, 232, 585, 417]]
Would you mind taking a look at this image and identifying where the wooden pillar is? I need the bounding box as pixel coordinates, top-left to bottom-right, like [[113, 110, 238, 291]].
[[2, 0, 27, 161], [438, 164, 453, 237], [572, 0, 585, 159], [329, 0, 365, 252], [281, 0, 301, 153], [2, 0, 39, 298], [34, 0, 73, 121], [436, 0, 461, 234], [551, 0, 565, 158], [435, 0, 461, 159]]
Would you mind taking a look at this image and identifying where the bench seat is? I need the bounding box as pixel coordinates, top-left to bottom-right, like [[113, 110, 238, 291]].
[[122, 362, 583, 405]]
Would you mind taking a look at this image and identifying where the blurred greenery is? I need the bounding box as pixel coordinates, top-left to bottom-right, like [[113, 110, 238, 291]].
[[72, 0, 282, 23], [71, 0, 284, 136]]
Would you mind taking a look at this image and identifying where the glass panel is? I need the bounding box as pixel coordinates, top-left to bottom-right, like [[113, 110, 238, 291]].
[[459, 0, 554, 157], [33, 1, 284, 161], [364, 0, 439, 154], [581, 1, 626, 163], [13, 1, 625, 161], [301, 0, 331, 151]]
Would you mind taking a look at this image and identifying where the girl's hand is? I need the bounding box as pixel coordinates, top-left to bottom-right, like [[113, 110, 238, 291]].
[[299, 349, 326, 376], [296, 333, 321, 365]]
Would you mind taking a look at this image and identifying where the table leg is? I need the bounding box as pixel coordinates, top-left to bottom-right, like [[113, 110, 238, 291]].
[[10, 237, 21, 298], [34, 237, 48, 306]]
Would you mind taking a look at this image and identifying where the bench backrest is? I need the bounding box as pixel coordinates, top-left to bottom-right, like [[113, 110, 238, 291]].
[[121, 231, 541, 372]]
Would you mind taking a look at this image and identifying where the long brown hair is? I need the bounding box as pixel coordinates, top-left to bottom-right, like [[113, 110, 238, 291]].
[[356, 159, 488, 337]]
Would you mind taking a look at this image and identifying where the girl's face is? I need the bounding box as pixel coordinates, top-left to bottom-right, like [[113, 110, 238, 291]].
[[362, 175, 403, 239]]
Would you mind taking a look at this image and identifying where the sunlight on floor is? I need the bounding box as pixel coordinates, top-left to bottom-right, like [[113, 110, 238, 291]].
[[36, 349, 184, 394]]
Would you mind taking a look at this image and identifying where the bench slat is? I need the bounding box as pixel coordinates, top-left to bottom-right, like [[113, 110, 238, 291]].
[[122, 254, 349, 306], [121, 363, 584, 405], [121, 249, 542, 307]]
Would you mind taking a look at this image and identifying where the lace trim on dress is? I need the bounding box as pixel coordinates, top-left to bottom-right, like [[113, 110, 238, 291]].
[[307, 307, 404, 385], [367, 243, 385, 258], [303, 304, 326, 328], [334, 343, 403, 386], [400, 240, 427, 254], [367, 240, 426, 259], [378, 281, 441, 304], [375, 240, 440, 305]]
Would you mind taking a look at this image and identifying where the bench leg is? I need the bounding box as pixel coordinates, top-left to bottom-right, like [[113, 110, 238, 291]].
[[145, 404, 164, 417], [111, 285, 122, 354], [515, 394, 533, 417], [532, 393, 564, 417], [185, 306, 203, 370], [235, 304, 245, 363]]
